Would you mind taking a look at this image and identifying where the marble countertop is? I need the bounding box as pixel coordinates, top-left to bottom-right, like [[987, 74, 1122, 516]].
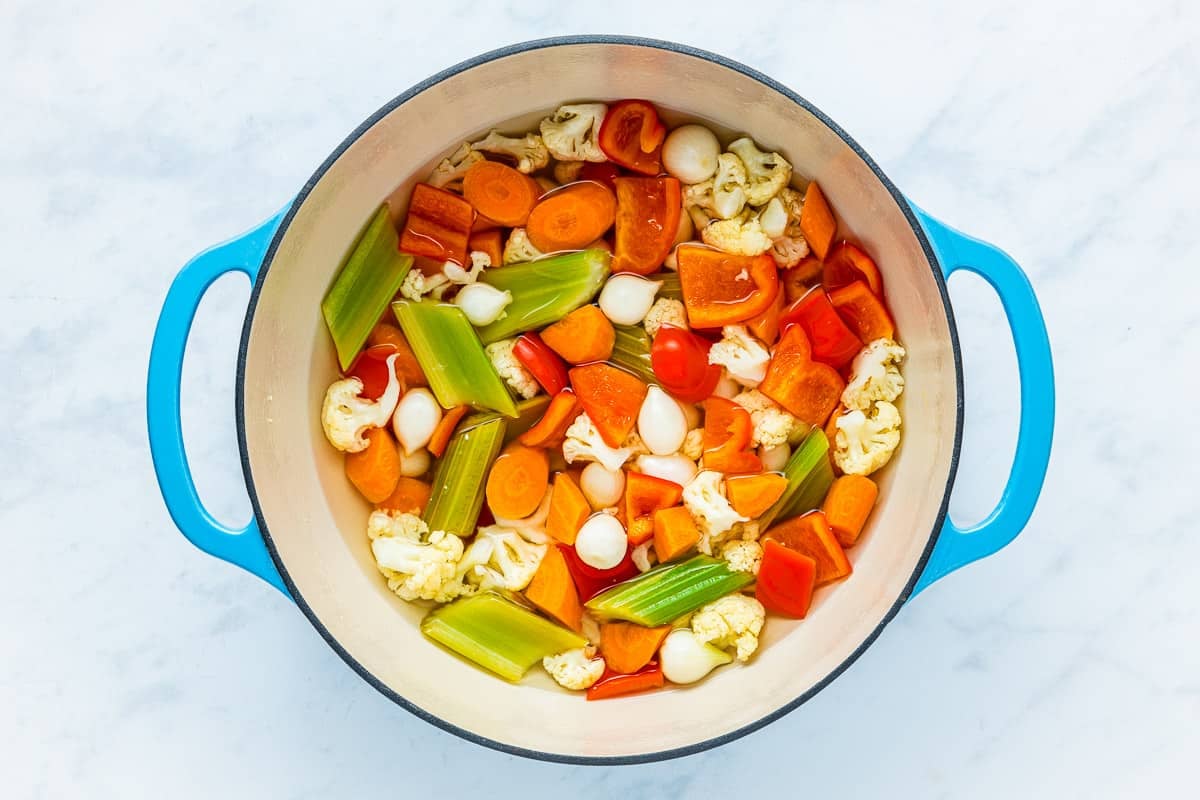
[[3, 0, 1197, 796]]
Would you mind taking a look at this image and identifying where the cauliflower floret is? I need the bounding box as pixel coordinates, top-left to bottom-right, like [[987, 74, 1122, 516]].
[[771, 236, 811, 268], [726, 138, 792, 206], [768, 187, 810, 268], [320, 359, 401, 452], [691, 593, 766, 662], [444, 250, 490, 285], [720, 540, 763, 575], [833, 401, 902, 476], [399, 269, 451, 302], [701, 212, 774, 256], [502, 228, 544, 265], [485, 338, 540, 400], [562, 412, 636, 471], [471, 129, 550, 174], [426, 141, 484, 192], [543, 648, 606, 690], [539, 103, 608, 162], [458, 525, 546, 592], [642, 297, 689, 338], [683, 152, 748, 222], [733, 389, 802, 449], [681, 428, 705, 461], [842, 338, 906, 411], [708, 325, 771, 386], [490, 488, 553, 543], [683, 471, 748, 555], [631, 541, 657, 573], [367, 510, 468, 602]]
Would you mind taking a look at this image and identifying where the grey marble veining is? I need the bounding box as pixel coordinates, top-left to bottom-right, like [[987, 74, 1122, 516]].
[[2, 1, 1197, 796]]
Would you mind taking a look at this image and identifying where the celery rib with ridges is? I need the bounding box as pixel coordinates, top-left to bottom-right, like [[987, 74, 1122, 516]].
[[647, 271, 682, 300], [610, 325, 657, 384], [321, 204, 414, 370], [758, 428, 834, 530], [475, 249, 611, 344], [423, 416, 507, 537], [422, 592, 587, 681], [393, 300, 518, 417], [586, 555, 753, 626]]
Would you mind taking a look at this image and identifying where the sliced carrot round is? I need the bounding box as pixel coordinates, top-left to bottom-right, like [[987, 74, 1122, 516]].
[[462, 160, 541, 227], [526, 182, 617, 253]]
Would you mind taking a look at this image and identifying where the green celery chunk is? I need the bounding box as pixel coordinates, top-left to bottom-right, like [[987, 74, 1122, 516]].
[[422, 592, 587, 681], [759, 428, 834, 530], [610, 325, 657, 384], [475, 249, 611, 343], [321, 204, 413, 370], [393, 300, 517, 417], [461, 395, 551, 443], [585, 555, 753, 626], [424, 416, 507, 537], [647, 271, 682, 300]]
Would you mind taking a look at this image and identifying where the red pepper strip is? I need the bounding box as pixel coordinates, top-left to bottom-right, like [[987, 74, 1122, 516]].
[[398, 183, 474, 264], [823, 241, 884, 297], [345, 343, 397, 400], [560, 543, 639, 601], [779, 287, 862, 369], [611, 176, 682, 275], [586, 661, 665, 700], [517, 391, 580, 449], [702, 397, 762, 474], [579, 162, 623, 191], [624, 472, 684, 544], [513, 332, 569, 395], [829, 280, 896, 343], [597, 100, 666, 176], [755, 539, 818, 618]]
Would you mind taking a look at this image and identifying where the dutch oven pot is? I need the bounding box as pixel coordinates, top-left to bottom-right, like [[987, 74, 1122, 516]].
[[147, 36, 1054, 763]]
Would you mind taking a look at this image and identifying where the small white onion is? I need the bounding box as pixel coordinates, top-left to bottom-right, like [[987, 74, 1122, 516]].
[[659, 629, 733, 684], [399, 447, 431, 477], [392, 388, 442, 454], [713, 370, 741, 399], [580, 462, 625, 509], [637, 386, 688, 455], [662, 124, 721, 184], [575, 513, 628, 569], [759, 444, 791, 473], [636, 454, 698, 487], [677, 399, 702, 430], [598, 274, 662, 326], [454, 283, 512, 326]]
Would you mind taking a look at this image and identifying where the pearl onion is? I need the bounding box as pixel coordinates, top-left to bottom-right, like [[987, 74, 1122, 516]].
[[598, 274, 662, 326], [760, 444, 790, 473], [713, 370, 741, 399], [637, 386, 688, 455], [636, 454, 698, 487], [393, 388, 441, 454], [659, 629, 732, 684], [575, 514, 628, 569], [580, 462, 625, 509], [454, 283, 512, 326], [677, 399, 702, 430], [662, 124, 721, 184], [399, 447, 432, 477]]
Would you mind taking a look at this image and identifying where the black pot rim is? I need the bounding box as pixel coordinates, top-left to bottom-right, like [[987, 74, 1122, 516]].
[[235, 34, 964, 766]]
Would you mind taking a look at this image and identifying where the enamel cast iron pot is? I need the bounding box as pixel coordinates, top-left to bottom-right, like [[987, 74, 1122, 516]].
[[147, 36, 1054, 763]]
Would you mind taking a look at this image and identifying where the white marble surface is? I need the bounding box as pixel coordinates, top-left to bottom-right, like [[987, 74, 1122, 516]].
[[3, 0, 1197, 796]]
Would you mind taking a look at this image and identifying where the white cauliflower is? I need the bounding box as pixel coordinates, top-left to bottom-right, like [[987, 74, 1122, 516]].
[[683, 471, 748, 555], [720, 539, 763, 575], [769, 187, 810, 268], [502, 228, 544, 264], [842, 338, 906, 411], [458, 525, 547, 592], [443, 250, 490, 285], [471, 129, 550, 174], [426, 141, 484, 192], [320, 359, 400, 452], [631, 541, 657, 573], [691, 593, 766, 662], [399, 269, 450, 301], [367, 510, 468, 603], [833, 401, 902, 476], [681, 428, 705, 461], [539, 103, 608, 162], [756, 195, 788, 239], [543, 648, 606, 690], [771, 235, 811, 268], [733, 389, 801, 449], [726, 138, 792, 206], [683, 152, 748, 221], [701, 212, 774, 256], [642, 297, 688, 338], [485, 338, 540, 400], [490, 488, 553, 543], [562, 412, 636, 471], [708, 325, 771, 386]]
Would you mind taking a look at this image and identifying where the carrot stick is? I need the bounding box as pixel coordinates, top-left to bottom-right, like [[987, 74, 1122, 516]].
[[462, 160, 541, 227], [799, 181, 837, 261], [468, 228, 503, 266], [376, 476, 433, 515], [526, 182, 617, 253], [599, 622, 672, 675], [519, 391, 581, 449], [525, 545, 583, 631], [485, 443, 550, 519], [427, 404, 469, 458], [540, 305, 615, 364], [726, 473, 789, 518], [344, 427, 401, 503], [652, 505, 700, 563], [399, 183, 474, 264], [821, 475, 878, 548], [545, 471, 591, 545]]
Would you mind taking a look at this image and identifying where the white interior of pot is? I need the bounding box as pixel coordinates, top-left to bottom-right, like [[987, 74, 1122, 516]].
[[240, 42, 959, 759]]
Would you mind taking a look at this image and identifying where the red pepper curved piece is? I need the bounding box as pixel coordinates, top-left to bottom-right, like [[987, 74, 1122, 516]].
[[346, 343, 398, 399], [598, 100, 666, 176], [702, 397, 763, 474], [586, 661, 664, 700], [513, 332, 569, 395], [823, 241, 884, 297], [611, 176, 682, 275], [779, 287, 862, 369], [624, 472, 684, 544], [560, 543, 639, 601]]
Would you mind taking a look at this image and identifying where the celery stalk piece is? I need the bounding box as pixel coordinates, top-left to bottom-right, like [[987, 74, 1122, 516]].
[[461, 395, 551, 443], [321, 204, 413, 370], [475, 249, 611, 343], [647, 271, 682, 300], [422, 592, 587, 681], [393, 300, 518, 417], [610, 325, 658, 384], [759, 428, 834, 530], [585, 555, 754, 626], [424, 416, 507, 537]]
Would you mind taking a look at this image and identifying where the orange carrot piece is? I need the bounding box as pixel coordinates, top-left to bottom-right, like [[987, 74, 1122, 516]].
[[568, 363, 649, 448], [398, 183, 474, 264], [427, 405, 469, 458], [652, 505, 701, 563], [526, 182, 617, 253], [468, 228, 503, 267], [344, 427, 401, 504], [485, 443, 550, 519], [462, 160, 541, 227], [525, 545, 583, 631], [624, 472, 684, 545], [545, 472, 591, 545], [726, 473, 789, 519], [585, 663, 664, 700], [518, 391, 581, 449], [599, 622, 672, 675], [799, 181, 837, 261], [746, 285, 786, 345], [375, 476, 433, 515], [759, 326, 845, 427], [539, 305, 616, 364], [764, 510, 852, 586], [822, 475, 879, 548], [829, 280, 896, 342], [366, 323, 428, 387]]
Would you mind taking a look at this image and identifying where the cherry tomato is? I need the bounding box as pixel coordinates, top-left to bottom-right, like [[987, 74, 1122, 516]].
[[650, 326, 721, 402], [597, 100, 666, 176], [345, 343, 397, 399], [512, 332, 569, 395], [779, 288, 862, 369]]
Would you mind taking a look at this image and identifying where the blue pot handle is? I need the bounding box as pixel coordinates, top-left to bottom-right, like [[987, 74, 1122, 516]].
[[909, 205, 1055, 595], [147, 212, 291, 597]]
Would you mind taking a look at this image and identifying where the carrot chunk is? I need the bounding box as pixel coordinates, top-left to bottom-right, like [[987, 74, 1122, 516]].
[[525, 545, 583, 632], [344, 426, 401, 504], [799, 181, 837, 260], [540, 305, 615, 364], [485, 443, 550, 519], [821, 474, 878, 547]]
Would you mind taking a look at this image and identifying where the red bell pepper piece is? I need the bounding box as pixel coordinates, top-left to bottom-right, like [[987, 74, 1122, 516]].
[[611, 176, 682, 275], [579, 161, 623, 190], [560, 543, 639, 601], [676, 245, 780, 328], [755, 539, 818, 618], [759, 326, 845, 427], [398, 183, 474, 265], [829, 280, 896, 343], [568, 363, 649, 448], [649, 326, 722, 403], [513, 332, 569, 395], [623, 472, 684, 544], [779, 287, 862, 369], [597, 100, 667, 176], [823, 241, 884, 297], [702, 397, 762, 474], [586, 661, 665, 700], [345, 343, 397, 400]]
